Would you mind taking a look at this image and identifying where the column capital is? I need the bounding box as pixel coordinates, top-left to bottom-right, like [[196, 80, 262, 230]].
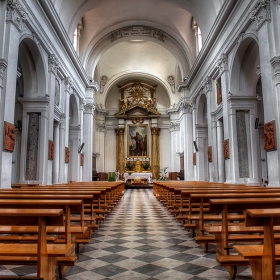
[[84, 102, 95, 115], [202, 76, 212, 93], [48, 54, 60, 74], [0, 59, 8, 81], [271, 56, 280, 86], [96, 122, 107, 132], [151, 127, 161, 136], [250, 0, 271, 31], [169, 121, 180, 132], [178, 98, 193, 114], [217, 53, 228, 74], [6, 0, 28, 31]]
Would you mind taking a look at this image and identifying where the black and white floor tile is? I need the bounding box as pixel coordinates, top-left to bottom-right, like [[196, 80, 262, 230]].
[[1, 188, 280, 279]]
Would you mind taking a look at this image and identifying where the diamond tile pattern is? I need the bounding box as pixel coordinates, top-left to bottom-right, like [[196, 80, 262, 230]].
[[2, 188, 280, 279]]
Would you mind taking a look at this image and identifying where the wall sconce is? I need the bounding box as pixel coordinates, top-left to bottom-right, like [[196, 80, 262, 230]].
[[17, 120, 22, 132], [78, 141, 85, 153]]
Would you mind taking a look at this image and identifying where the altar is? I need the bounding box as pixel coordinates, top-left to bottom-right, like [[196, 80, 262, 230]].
[[124, 172, 152, 184]]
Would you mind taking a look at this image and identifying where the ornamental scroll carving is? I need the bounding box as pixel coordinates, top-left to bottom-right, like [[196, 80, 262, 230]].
[[208, 146, 212, 162], [6, 0, 27, 31], [48, 140, 54, 160], [223, 139, 230, 159], [65, 147, 70, 163], [80, 154, 84, 166], [193, 153, 196, 166], [264, 120, 276, 151], [251, 0, 271, 30], [3, 121, 16, 152]]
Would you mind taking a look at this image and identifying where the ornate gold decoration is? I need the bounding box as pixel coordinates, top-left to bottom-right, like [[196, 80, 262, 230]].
[[264, 120, 276, 151], [131, 117, 144, 124], [115, 81, 160, 118], [3, 121, 16, 152]]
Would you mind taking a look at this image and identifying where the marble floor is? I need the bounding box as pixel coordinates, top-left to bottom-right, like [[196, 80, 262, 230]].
[[1, 188, 280, 279]]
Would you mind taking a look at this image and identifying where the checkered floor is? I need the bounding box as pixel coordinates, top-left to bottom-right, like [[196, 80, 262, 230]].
[[1, 188, 280, 279]]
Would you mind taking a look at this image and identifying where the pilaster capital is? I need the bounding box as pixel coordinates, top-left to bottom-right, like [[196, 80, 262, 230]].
[[6, 0, 27, 31], [115, 127, 125, 135], [217, 53, 228, 74], [151, 127, 161, 136], [96, 122, 107, 132], [178, 98, 193, 114], [84, 101, 95, 115], [48, 54, 60, 74], [250, 0, 271, 31], [0, 59, 8, 80], [202, 76, 212, 93], [271, 56, 280, 86], [169, 121, 180, 132]]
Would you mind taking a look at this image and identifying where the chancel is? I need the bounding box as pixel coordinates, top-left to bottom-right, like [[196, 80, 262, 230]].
[[0, 0, 280, 279]]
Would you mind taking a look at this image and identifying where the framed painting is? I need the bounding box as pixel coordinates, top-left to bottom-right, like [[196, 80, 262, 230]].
[[127, 124, 148, 157]]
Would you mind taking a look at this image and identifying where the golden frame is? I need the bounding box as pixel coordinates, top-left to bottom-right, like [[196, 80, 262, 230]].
[[127, 124, 149, 158]]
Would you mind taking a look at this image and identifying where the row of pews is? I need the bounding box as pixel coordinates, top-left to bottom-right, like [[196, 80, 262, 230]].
[[153, 181, 280, 280], [0, 181, 124, 280]]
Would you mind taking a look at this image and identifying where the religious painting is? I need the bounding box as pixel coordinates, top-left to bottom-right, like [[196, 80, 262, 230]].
[[208, 146, 212, 162], [48, 140, 54, 160], [264, 120, 277, 151], [3, 121, 16, 152], [65, 147, 70, 163], [223, 139, 230, 159], [127, 124, 148, 157]]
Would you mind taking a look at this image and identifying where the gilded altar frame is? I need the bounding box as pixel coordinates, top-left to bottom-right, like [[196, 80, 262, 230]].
[[127, 124, 149, 158]]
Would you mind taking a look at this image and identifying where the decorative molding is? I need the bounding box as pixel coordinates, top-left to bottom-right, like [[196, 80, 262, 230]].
[[84, 102, 95, 115], [80, 154, 84, 166], [236, 32, 245, 47], [264, 120, 277, 151], [0, 59, 7, 81], [251, 0, 271, 31], [217, 53, 228, 74], [223, 139, 230, 159], [202, 76, 212, 93], [109, 26, 165, 43], [6, 0, 27, 31], [96, 122, 107, 132], [208, 146, 212, 162], [3, 121, 16, 152], [48, 140, 54, 160], [100, 75, 108, 94], [167, 75, 175, 93], [65, 147, 70, 163], [193, 153, 196, 166], [169, 121, 180, 132], [48, 54, 60, 74], [179, 98, 193, 114]]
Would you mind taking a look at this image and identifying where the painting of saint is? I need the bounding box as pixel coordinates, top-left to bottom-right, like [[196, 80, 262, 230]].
[[128, 125, 148, 157]]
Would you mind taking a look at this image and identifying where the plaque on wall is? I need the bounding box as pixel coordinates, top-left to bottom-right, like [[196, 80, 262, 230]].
[[48, 140, 54, 160], [3, 121, 16, 152], [193, 153, 196, 165], [81, 154, 84, 166], [65, 147, 70, 163], [223, 139, 230, 159], [208, 146, 212, 162], [264, 120, 277, 151]]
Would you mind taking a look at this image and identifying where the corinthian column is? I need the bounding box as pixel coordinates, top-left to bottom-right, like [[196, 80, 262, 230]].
[[116, 128, 125, 176], [151, 127, 160, 179]]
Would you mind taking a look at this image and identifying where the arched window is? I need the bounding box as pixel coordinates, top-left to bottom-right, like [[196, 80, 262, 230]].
[[192, 18, 203, 56]]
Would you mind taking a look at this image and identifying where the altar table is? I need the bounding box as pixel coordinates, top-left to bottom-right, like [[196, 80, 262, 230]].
[[124, 173, 152, 184]]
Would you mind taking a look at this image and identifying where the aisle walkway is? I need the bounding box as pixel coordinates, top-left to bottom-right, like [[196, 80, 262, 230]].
[[64, 189, 252, 280], [0, 189, 261, 279]]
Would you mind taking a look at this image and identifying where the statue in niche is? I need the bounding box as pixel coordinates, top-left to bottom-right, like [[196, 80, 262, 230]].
[[264, 121, 276, 151], [167, 75, 175, 93], [208, 146, 212, 162], [100, 75, 108, 94], [4, 121, 16, 152], [65, 147, 70, 163], [223, 139, 230, 159], [48, 140, 54, 160], [54, 78, 60, 106]]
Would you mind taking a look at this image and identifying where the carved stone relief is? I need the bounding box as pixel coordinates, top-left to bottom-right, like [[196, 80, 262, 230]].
[[131, 117, 144, 124], [167, 75, 175, 93], [109, 26, 165, 42], [193, 153, 196, 165], [48, 54, 60, 74], [100, 75, 108, 94], [96, 122, 107, 132], [6, 0, 27, 31], [26, 113, 40, 181], [80, 154, 84, 166], [223, 139, 230, 159], [208, 146, 212, 162], [65, 147, 70, 163], [3, 121, 16, 152], [264, 120, 277, 151], [54, 78, 60, 106], [236, 111, 249, 178], [169, 121, 180, 132], [48, 140, 54, 160]]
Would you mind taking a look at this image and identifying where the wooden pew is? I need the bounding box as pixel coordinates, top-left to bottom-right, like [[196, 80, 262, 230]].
[[0, 208, 74, 280], [233, 208, 280, 280]]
